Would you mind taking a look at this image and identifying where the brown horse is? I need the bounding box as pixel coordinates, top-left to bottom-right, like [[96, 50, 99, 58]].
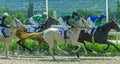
[[15, 16, 59, 53]]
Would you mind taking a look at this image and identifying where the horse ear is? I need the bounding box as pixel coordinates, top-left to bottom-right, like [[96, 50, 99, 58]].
[[14, 17, 17, 20], [110, 19, 115, 22]]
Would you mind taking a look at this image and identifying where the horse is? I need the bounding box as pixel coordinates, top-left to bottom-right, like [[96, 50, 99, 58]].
[[0, 18, 22, 58], [77, 20, 120, 54], [42, 18, 88, 60], [15, 16, 59, 53]]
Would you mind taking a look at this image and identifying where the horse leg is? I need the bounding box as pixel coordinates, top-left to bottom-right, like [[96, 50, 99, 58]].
[[103, 44, 110, 51], [71, 42, 87, 58], [83, 42, 92, 52], [48, 43, 56, 60], [1, 38, 9, 58], [54, 42, 69, 55], [74, 46, 79, 58], [17, 40, 25, 51], [4, 43, 8, 58], [38, 42, 42, 52], [108, 41, 120, 52], [80, 43, 87, 55], [0, 43, 5, 53], [73, 43, 87, 54], [17, 40, 33, 54]]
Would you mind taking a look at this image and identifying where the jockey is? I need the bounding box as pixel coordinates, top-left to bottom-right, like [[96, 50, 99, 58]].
[[29, 12, 48, 31], [86, 13, 106, 35], [58, 11, 79, 39], [0, 12, 9, 38]]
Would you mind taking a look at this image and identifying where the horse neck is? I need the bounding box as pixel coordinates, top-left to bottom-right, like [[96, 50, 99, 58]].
[[101, 23, 111, 34], [69, 28, 81, 39], [44, 16, 51, 29], [7, 27, 16, 38], [44, 16, 57, 29]]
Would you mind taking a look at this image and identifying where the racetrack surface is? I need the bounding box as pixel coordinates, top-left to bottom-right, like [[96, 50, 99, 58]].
[[0, 56, 119, 64]]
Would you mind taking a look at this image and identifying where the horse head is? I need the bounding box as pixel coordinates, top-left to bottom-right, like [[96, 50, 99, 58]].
[[10, 17, 24, 29], [72, 17, 88, 28], [110, 20, 120, 32]]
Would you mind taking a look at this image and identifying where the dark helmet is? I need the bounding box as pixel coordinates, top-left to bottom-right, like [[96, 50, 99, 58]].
[[101, 13, 106, 18], [72, 11, 79, 16]]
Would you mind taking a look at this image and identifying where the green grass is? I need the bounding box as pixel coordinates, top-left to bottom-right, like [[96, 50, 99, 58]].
[[0, 35, 119, 56]]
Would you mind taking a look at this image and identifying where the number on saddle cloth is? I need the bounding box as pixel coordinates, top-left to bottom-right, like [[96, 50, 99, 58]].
[[57, 28, 65, 38]]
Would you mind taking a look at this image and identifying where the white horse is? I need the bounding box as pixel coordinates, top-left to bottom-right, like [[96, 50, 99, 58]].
[[0, 18, 23, 58], [43, 18, 88, 60]]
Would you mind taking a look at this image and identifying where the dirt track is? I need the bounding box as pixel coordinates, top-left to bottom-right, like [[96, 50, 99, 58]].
[[0, 56, 119, 64]]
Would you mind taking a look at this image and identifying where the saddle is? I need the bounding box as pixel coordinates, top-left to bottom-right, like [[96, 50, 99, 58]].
[[57, 28, 70, 39], [52, 25, 70, 43]]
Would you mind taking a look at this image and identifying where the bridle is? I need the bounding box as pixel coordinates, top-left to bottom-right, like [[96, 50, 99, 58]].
[[111, 21, 115, 29]]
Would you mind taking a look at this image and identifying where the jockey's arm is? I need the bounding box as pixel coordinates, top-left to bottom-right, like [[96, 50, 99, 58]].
[[81, 18, 91, 30]]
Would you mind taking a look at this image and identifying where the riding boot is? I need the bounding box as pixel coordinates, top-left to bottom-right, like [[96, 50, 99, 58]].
[[2, 28, 9, 38], [64, 30, 69, 39], [36, 25, 42, 32], [90, 28, 95, 36]]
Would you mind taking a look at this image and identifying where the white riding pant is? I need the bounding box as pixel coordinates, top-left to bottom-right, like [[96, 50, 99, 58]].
[[58, 17, 69, 30], [84, 17, 97, 34], [29, 17, 39, 27], [87, 17, 97, 28]]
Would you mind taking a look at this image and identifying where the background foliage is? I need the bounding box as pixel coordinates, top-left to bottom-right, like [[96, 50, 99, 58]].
[[0, 1, 119, 56]]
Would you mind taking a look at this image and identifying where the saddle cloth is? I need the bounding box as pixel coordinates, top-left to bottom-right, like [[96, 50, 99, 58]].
[[86, 28, 97, 35], [0, 27, 4, 36], [57, 28, 65, 38], [27, 25, 36, 32], [51, 25, 64, 38]]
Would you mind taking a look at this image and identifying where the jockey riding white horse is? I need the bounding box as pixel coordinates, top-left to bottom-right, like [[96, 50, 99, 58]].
[[43, 18, 88, 60]]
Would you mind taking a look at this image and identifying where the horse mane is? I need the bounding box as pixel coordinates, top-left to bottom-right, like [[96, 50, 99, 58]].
[[43, 16, 59, 29], [100, 21, 112, 28], [49, 16, 59, 23]]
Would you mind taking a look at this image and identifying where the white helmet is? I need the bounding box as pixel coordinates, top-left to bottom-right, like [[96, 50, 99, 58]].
[[3, 12, 9, 17], [43, 12, 48, 16]]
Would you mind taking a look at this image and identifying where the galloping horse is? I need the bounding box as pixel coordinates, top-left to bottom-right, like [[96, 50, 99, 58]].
[[0, 18, 22, 58], [15, 16, 58, 53], [42, 18, 88, 60], [77, 20, 120, 53]]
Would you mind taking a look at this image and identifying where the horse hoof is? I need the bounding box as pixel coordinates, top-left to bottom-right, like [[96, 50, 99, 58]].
[[52, 57, 56, 60]]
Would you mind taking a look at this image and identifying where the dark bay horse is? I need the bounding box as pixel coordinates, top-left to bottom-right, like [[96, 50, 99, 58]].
[[77, 20, 120, 54], [15, 16, 59, 53]]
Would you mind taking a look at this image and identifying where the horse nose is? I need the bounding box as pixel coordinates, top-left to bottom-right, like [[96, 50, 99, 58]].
[[119, 28, 120, 31], [117, 26, 120, 31]]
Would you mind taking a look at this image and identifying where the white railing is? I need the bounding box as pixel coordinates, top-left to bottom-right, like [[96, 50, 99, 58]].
[[108, 32, 120, 43]]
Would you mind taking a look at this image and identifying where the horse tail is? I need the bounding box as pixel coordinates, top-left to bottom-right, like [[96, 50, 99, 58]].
[[38, 32, 43, 36]]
